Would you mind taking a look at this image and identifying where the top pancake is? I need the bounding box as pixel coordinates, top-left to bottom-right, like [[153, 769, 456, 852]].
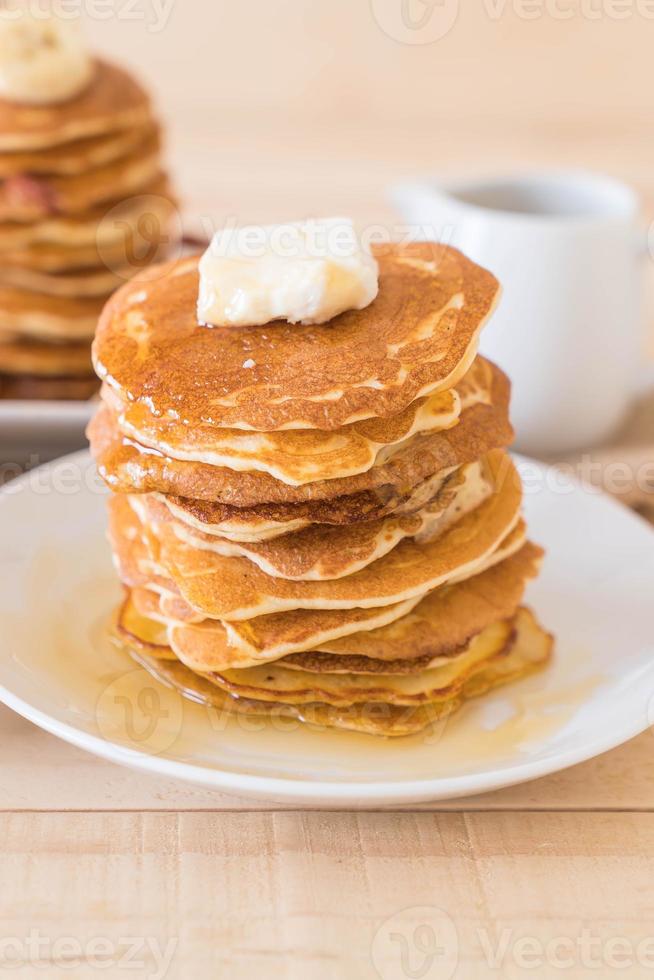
[[92, 242, 500, 431], [0, 59, 151, 152]]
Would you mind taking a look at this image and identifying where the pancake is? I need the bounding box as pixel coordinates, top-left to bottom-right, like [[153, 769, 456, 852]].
[[0, 372, 97, 399], [120, 606, 553, 736], [0, 59, 151, 152], [92, 242, 499, 431], [135, 457, 493, 581], [0, 336, 92, 376], [0, 286, 104, 341], [172, 618, 516, 707], [121, 598, 516, 706], [88, 358, 513, 506], [0, 175, 176, 249], [113, 384, 461, 487], [0, 133, 162, 222], [128, 584, 463, 676], [155, 462, 464, 541], [111, 355, 494, 488], [0, 263, 131, 297], [316, 541, 543, 662], [116, 594, 178, 662], [125, 523, 526, 670], [0, 121, 158, 178], [129, 452, 522, 620], [0, 237, 149, 273]]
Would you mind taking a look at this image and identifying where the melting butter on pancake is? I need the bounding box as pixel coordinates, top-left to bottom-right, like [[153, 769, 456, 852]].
[[88, 359, 513, 506], [93, 243, 499, 432], [120, 607, 553, 736], [0, 133, 162, 222], [0, 121, 158, 178], [133, 451, 522, 620], [135, 458, 492, 581], [0, 59, 151, 152]]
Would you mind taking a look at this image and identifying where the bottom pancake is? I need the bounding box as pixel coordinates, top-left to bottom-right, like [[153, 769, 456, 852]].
[[115, 606, 553, 736]]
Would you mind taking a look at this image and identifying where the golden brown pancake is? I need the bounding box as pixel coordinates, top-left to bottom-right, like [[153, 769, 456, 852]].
[[0, 132, 162, 222], [164, 530, 538, 670], [316, 541, 543, 662], [0, 59, 151, 152], [110, 355, 494, 488], [108, 477, 529, 668], [0, 372, 97, 399], [173, 618, 516, 707], [0, 236, 149, 272], [0, 263, 132, 297], [88, 359, 513, 506], [128, 585, 455, 675], [0, 121, 158, 178], [114, 384, 462, 487], [0, 286, 105, 341], [119, 606, 553, 736], [135, 453, 522, 620], [92, 243, 499, 431], [0, 336, 92, 376], [155, 465, 459, 541], [135, 457, 493, 582], [154, 523, 526, 666], [0, 175, 176, 249]]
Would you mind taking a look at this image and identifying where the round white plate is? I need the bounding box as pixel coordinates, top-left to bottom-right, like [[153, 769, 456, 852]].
[[0, 449, 652, 805]]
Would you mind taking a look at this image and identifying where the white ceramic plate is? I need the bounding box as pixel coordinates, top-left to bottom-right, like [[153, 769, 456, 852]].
[[0, 449, 652, 805]]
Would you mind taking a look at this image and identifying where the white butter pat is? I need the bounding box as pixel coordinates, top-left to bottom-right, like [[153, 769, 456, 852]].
[[0, 8, 92, 105], [197, 217, 379, 328]]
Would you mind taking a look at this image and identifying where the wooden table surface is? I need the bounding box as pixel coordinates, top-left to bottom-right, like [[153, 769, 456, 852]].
[[3, 6, 654, 976]]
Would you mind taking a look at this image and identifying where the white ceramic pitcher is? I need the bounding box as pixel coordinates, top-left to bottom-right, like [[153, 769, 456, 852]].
[[392, 172, 647, 455]]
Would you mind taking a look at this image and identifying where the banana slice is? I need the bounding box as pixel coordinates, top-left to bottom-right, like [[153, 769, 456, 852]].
[[0, 8, 92, 105]]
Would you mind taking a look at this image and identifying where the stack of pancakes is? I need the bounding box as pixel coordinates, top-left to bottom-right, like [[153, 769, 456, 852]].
[[89, 242, 553, 737], [0, 58, 176, 400]]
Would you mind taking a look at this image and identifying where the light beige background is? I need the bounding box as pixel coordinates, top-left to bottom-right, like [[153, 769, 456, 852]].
[[87, 0, 654, 227]]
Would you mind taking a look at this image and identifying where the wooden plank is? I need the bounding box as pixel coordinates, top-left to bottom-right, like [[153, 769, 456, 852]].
[[3, 705, 654, 812], [0, 812, 652, 977]]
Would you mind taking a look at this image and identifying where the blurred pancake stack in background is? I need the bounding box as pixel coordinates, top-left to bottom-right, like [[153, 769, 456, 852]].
[[89, 238, 553, 737], [0, 9, 177, 401]]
